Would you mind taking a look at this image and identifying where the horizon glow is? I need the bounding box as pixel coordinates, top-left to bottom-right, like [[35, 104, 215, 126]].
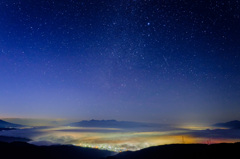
[[0, 125, 239, 152]]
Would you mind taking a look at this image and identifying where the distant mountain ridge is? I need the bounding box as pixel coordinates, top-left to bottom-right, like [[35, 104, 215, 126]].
[[0, 119, 23, 128], [213, 120, 240, 129], [68, 119, 151, 128], [0, 136, 30, 143]]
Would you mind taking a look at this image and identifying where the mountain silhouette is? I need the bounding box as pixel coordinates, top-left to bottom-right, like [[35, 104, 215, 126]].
[[0, 136, 30, 143], [0, 119, 23, 128], [0, 141, 115, 159], [106, 143, 240, 159], [213, 120, 240, 129]]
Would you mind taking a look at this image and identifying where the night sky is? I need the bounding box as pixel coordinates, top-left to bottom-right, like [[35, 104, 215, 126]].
[[0, 0, 240, 124]]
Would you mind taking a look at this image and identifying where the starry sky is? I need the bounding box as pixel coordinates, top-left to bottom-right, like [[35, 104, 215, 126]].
[[0, 0, 239, 124]]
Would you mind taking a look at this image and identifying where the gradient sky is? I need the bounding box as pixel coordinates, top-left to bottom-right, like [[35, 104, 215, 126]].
[[0, 0, 239, 124]]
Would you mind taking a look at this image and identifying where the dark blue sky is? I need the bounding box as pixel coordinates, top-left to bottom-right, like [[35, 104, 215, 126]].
[[0, 0, 239, 124]]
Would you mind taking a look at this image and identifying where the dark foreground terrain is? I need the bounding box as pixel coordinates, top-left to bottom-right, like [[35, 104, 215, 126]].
[[1, 141, 240, 159], [0, 141, 115, 159], [107, 142, 240, 159]]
